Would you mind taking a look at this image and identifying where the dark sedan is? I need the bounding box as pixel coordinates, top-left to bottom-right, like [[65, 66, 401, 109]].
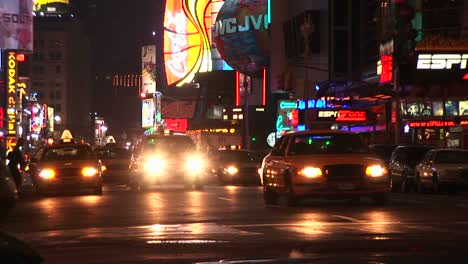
[[211, 149, 262, 185]]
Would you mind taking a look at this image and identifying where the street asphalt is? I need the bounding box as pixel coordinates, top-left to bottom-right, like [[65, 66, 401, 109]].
[[2, 184, 468, 263]]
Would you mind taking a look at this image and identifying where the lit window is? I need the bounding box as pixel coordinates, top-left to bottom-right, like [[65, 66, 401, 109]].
[[238, 114, 244, 120], [223, 115, 228, 120], [233, 114, 238, 120]]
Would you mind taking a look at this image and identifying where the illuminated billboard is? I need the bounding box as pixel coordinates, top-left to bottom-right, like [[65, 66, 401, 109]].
[[0, 0, 33, 51], [142, 99, 155, 128], [142, 45, 156, 94], [33, 0, 70, 15], [163, 0, 231, 87]]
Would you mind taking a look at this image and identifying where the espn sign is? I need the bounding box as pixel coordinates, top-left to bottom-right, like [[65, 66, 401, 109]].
[[317, 110, 367, 122], [417, 54, 468, 70], [416, 52, 468, 81]]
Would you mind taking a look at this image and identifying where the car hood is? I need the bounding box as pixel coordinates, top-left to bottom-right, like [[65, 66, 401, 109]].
[[285, 154, 385, 167], [433, 163, 468, 171], [38, 160, 99, 169]]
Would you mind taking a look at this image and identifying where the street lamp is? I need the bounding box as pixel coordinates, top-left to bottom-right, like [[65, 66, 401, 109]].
[[54, 115, 61, 123]]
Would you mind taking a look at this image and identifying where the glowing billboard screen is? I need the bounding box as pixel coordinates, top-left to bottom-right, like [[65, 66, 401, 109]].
[[142, 45, 156, 94], [33, 0, 70, 15], [163, 0, 231, 87], [142, 99, 155, 128], [0, 0, 33, 51]]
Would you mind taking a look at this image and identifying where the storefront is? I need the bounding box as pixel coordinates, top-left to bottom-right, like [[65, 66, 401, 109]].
[[401, 49, 468, 147]]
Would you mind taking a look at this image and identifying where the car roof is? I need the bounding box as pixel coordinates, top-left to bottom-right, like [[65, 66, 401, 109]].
[[45, 143, 92, 149], [284, 129, 358, 136], [429, 148, 468, 152], [395, 144, 434, 149]]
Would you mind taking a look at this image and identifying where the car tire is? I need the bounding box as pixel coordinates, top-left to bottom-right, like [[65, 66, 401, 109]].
[[263, 185, 278, 205], [390, 173, 400, 192], [416, 174, 428, 193], [93, 186, 103, 195], [432, 174, 441, 194], [283, 173, 298, 207], [373, 194, 389, 205]]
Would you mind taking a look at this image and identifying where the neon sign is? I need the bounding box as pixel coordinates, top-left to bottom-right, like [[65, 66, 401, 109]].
[[7, 52, 17, 137], [378, 55, 393, 83], [408, 120, 468, 128], [317, 109, 367, 122], [164, 0, 229, 87], [415, 52, 468, 81], [417, 54, 468, 70]]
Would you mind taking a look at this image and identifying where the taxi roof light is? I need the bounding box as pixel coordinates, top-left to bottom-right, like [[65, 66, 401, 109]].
[[60, 129, 75, 144]]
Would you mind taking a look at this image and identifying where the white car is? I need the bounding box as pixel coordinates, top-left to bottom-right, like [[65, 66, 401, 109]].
[[415, 149, 468, 193]]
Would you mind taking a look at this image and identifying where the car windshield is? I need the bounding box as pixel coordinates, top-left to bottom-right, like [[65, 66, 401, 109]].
[[400, 147, 433, 165], [370, 145, 397, 161], [144, 136, 195, 153], [95, 148, 130, 159], [42, 146, 95, 161], [288, 134, 368, 155], [435, 151, 468, 164]]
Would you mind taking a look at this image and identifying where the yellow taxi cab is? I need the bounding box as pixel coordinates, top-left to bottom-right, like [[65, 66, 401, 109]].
[[29, 130, 103, 195], [260, 130, 390, 206], [128, 130, 207, 190]]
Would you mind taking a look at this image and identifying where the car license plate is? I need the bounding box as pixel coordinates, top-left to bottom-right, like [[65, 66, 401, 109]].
[[337, 183, 355, 190]]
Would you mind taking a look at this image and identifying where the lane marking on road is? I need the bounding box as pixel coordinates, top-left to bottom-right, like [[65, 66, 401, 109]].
[[331, 215, 364, 223], [228, 221, 401, 228], [391, 198, 431, 204], [218, 196, 233, 201]]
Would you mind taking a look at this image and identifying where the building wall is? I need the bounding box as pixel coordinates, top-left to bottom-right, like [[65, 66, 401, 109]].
[[270, 0, 329, 98], [32, 19, 91, 140]]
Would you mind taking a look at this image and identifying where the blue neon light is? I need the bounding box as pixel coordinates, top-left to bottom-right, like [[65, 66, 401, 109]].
[[297, 100, 306, 110], [267, 0, 271, 24], [296, 125, 306, 131]]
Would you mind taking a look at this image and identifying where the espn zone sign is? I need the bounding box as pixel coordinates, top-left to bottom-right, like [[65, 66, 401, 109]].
[[317, 110, 367, 122], [416, 53, 468, 80]]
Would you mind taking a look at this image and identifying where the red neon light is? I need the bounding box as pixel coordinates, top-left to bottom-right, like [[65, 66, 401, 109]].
[[379, 55, 393, 83], [0, 107, 4, 128], [262, 67, 267, 106], [463, 73, 468, 80], [335, 110, 367, 122], [291, 109, 299, 126], [235, 71, 240, 106], [16, 53, 25, 62], [408, 120, 468, 128], [164, 118, 188, 132]]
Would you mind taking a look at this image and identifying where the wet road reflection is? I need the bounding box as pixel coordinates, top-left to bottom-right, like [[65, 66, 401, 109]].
[[3, 186, 468, 263]]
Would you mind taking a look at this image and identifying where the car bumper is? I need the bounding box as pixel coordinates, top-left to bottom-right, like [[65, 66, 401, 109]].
[[292, 180, 390, 197], [132, 171, 204, 185], [36, 177, 102, 190]]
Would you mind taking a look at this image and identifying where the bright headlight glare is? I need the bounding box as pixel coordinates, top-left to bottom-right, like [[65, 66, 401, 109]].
[[226, 166, 239, 175], [39, 169, 56, 180], [101, 165, 107, 172], [187, 157, 205, 173], [366, 165, 387, 177], [299, 167, 322, 178], [82, 167, 98, 177], [145, 157, 165, 173]]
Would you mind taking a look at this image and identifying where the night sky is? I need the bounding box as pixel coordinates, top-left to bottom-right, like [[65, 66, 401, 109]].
[[73, 0, 165, 138]]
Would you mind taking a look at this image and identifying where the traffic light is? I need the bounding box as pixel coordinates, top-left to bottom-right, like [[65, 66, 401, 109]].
[[394, 0, 417, 84]]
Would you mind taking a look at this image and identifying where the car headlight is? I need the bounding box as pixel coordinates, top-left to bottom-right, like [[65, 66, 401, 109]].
[[366, 165, 387, 177], [145, 157, 165, 175], [101, 165, 107, 172], [82, 167, 98, 177], [186, 156, 205, 173], [39, 169, 56, 180], [298, 167, 322, 178], [225, 166, 239, 175]]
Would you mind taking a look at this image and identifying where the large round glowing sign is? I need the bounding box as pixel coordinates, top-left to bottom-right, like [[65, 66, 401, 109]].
[[213, 0, 270, 75]]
